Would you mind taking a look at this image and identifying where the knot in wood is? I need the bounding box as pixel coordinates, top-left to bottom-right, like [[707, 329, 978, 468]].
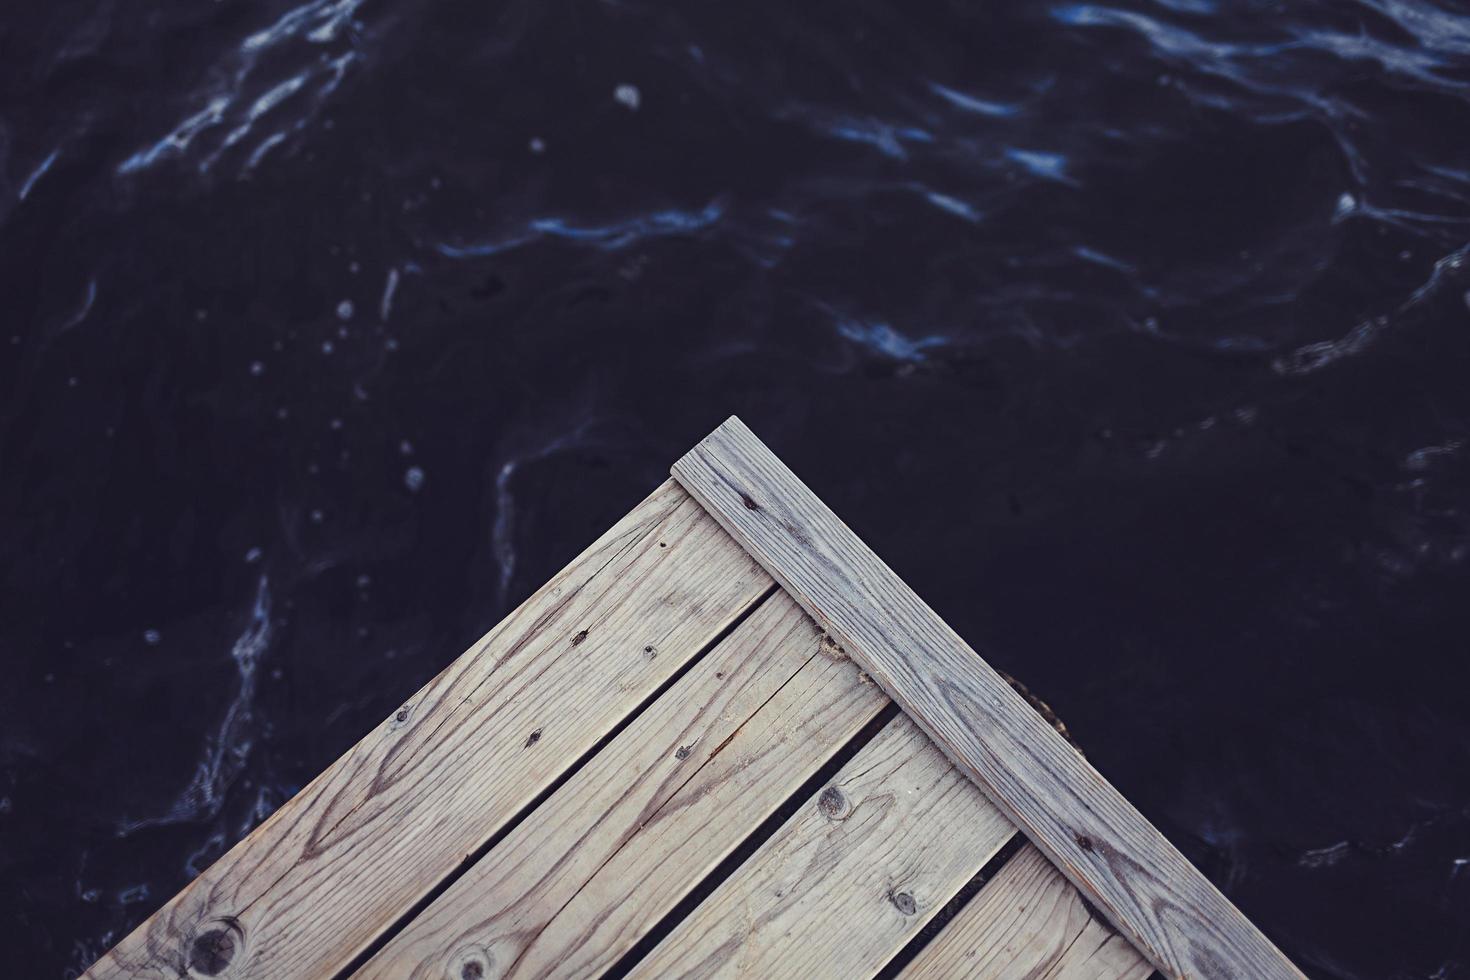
[[188, 922, 243, 976], [451, 945, 494, 980], [817, 786, 851, 820], [888, 890, 917, 915]]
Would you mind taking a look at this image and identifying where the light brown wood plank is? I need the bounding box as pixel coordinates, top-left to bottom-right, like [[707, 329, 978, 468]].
[[354, 589, 889, 980], [85, 480, 772, 980], [901, 845, 1153, 980], [627, 714, 1017, 979], [671, 417, 1301, 980]]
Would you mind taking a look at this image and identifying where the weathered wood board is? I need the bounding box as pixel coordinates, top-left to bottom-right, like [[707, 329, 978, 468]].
[[85, 482, 770, 980], [355, 590, 889, 979], [629, 714, 1017, 979], [901, 845, 1153, 980], [672, 416, 1301, 980]]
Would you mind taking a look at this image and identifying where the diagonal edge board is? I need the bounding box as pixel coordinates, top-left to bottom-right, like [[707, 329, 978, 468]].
[[671, 417, 1303, 980]]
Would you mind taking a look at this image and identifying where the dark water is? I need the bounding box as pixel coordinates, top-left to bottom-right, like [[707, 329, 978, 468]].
[[2, 0, 1470, 975]]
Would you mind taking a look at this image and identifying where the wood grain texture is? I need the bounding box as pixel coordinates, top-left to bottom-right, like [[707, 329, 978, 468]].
[[84, 480, 772, 980], [628, 714, 1017, 979], [901, 845, 1153, 980], [354, 589, 889, 980], [672, 417, 1302, 980]]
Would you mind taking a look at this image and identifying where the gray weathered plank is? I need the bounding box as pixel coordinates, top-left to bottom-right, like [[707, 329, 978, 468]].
[[672, 417, 1301, 980], [353, 590, 888, 979], [85, 480, 771, 980], [900, 845, 1153, 980], [628, 713, 1017, 979]]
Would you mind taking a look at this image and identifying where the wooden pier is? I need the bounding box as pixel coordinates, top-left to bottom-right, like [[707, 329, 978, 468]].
[[85, 418, 1301, 980]]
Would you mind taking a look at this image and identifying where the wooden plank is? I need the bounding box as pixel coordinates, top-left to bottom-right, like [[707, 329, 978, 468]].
[[355, 589, 888, 979], [85, 480, 772, 980], [672, 418, 1302, 980], [901, 845, 1153, 980], [627, 714, 1017, 979]]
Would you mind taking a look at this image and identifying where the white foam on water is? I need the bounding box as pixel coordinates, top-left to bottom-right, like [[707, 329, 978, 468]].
[[117, 576, 271, 834]]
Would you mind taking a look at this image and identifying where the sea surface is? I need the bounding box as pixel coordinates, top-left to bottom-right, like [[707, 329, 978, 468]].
[[3, 0, 1470, 976]]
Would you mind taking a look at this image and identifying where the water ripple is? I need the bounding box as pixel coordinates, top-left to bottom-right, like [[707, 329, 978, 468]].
[[436, 199, 726, 258], [18, 147, 61, 201], [1274, 244, 1470, 376], [116, 0, 366, 179], [928, 82, 1021, 118]]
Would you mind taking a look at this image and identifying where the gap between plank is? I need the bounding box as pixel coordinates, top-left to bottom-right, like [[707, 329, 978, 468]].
[[872, 832, 1029, 979], [600, 701, 903, 980], [331, 581, 781, 980]]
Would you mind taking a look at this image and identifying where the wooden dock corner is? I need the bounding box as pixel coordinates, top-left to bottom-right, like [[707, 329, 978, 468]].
[[84, 416, 1300, 980]]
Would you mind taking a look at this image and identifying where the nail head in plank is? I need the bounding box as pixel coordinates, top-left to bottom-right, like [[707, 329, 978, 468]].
[[628, 714, 1017, 979], [900, 845, 1152, 980], [84, 481, 771, 980], [671, 417, 1301, 980]]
